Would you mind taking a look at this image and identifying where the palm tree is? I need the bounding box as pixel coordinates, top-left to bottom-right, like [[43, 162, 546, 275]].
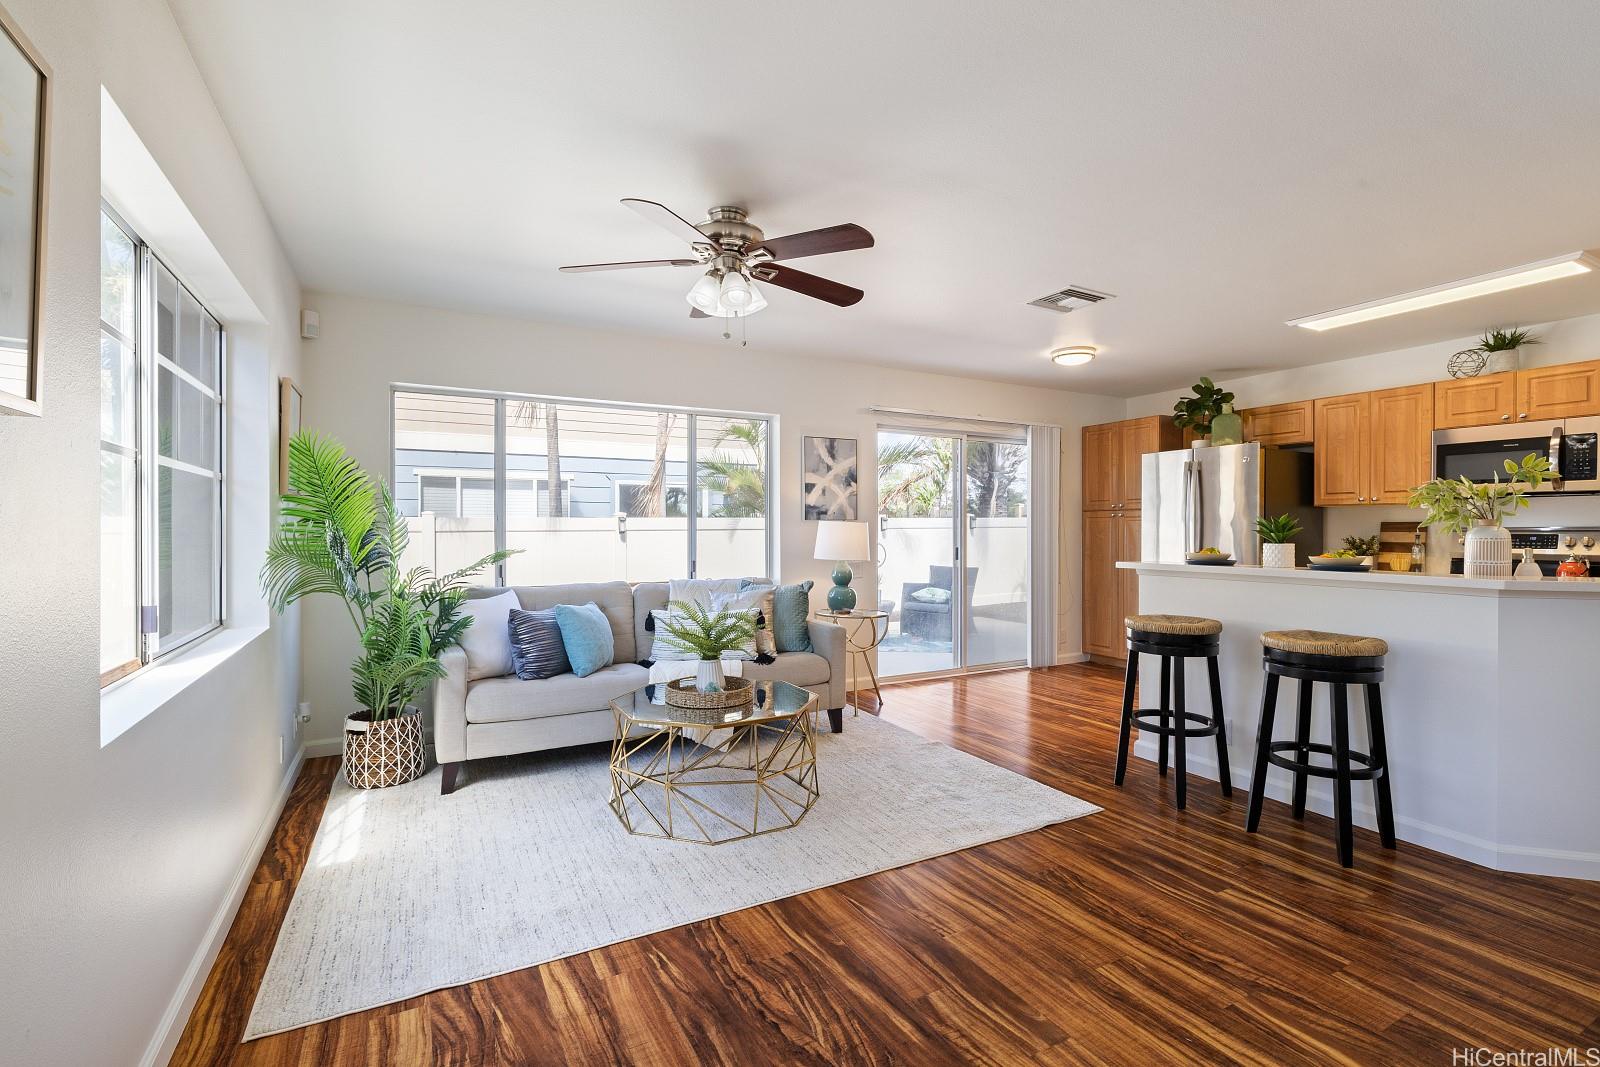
[[698, 419, 767, 517], [638, 412, 677, 516], [543, 403, 562, 517], [878, 436, 952, 517]]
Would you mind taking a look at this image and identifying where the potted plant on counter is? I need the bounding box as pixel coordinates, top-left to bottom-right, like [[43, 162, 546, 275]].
[[1255, 514, 1302, 569], [262, 433, 511, 788], [1408, 453, 1552, 578], [1171, 377, 1237, 446]]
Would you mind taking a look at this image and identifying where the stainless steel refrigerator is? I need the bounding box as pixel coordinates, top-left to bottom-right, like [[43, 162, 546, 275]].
[[1140, 443, 1321, 565]]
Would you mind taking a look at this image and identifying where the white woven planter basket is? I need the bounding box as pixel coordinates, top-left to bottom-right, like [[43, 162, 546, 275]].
[[343, 707, 427, 789]]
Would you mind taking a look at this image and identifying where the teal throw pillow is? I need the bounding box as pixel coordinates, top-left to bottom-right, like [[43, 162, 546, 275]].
[[554, 602, 615, 677], [766, 579, 814, 653]]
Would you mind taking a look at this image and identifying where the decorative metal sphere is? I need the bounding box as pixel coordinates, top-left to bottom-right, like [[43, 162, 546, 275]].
[[1448, 348, 1490, 379]]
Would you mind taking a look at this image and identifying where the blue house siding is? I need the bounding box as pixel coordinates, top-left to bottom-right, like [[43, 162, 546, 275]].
[[396, 448, 700, 518]]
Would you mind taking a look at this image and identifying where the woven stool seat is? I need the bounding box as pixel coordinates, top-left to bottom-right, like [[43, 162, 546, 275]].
[[1125, 613, 1222, 637], [1261, 629, 1387, 658]]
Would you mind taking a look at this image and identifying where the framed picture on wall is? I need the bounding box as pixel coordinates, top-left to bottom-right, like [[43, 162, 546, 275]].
[[279, 377, 303, 492], [803, 435, 857, 520], [0, 5, 49, 417]]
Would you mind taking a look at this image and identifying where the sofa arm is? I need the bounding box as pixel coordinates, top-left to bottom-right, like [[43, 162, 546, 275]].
[[808, 620, 848, 711], [433, 645, 469, 764]]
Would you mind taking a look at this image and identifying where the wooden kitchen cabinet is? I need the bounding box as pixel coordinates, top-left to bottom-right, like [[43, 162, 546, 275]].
[[1435, 372, 1515, 429], [1368, 384, 1434, 503], [1516, 359, 1600, 421], [1120, 417, 1177, 508], [1082, 424, 1121, 511], [1083, 511, 1122, 658], [1313, 392, 1370, 505], [1116, 511, 1141, 637], [1243, 400, 1315, 445]]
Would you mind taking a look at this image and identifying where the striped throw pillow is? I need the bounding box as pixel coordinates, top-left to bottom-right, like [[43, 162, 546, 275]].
[[508, 608, 570, 680]]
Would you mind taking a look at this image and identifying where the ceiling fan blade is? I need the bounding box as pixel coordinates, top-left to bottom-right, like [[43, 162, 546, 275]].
[[559, 259, 699, 273], [689, 307, 710, 319], [756, 223, 874, 262], [755, 264, 864, 307], [621, 198, 716, 248]]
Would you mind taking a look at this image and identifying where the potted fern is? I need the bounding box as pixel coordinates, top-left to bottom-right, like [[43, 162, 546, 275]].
[[262, 433, 511, 788], [1255, 514, 1302, 569], [655, 599, 758, 701], [1408, 453, 1551, 578]]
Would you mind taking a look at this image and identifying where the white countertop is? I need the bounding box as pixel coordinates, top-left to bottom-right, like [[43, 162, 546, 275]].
[[1117, 559, 1600, 595]]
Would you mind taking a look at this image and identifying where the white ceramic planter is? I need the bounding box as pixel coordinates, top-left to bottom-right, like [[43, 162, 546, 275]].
[[1464, 521, 1513, 578], [1261, 542, 1296, 570], [694, 658, 726, 693]]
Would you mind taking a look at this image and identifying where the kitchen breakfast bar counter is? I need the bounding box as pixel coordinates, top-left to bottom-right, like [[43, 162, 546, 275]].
[[1117, 561, 1600, 880]]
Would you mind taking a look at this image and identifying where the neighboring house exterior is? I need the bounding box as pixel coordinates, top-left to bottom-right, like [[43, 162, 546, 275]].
[[394, 449, 725, 519]]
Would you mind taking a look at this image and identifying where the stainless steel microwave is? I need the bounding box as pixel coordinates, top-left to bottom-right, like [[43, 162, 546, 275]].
[[1432, 416, 1600, 494]]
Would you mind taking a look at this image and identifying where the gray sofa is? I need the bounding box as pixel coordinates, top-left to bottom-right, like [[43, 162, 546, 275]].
[[434, 580, 848, 794]]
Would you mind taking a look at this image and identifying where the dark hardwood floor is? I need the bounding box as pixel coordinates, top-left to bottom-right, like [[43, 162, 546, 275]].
[[173, 663, 1600, 1065]]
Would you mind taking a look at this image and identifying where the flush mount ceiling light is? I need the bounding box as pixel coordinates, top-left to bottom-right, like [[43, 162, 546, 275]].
[[1287, 251, 1600, 332], [1051, 345, 1097, 367]]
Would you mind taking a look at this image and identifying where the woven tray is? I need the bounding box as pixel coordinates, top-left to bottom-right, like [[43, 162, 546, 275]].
[[664, 675, 754, 710]]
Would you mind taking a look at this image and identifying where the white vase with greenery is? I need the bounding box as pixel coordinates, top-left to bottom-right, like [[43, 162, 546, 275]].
[[1408, 454, 1551, 579], [1255, 513, 1301, 569], [262, 433, 511, 787], [655, 600, 758, 694]]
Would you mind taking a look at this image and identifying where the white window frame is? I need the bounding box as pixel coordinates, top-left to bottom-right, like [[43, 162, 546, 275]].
[[392, 386, 775, 581], [613, 479, 691, 518], [100, 203, 226, 687]]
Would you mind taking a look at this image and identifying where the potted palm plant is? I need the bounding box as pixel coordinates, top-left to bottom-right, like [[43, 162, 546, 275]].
[[1255, 514, 1302, 569], [262, 433, 510, 788], [655, 599, 758, 704], [1408, 454, 1551, 578]]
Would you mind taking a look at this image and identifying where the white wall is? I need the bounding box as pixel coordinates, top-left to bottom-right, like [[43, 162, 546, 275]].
[[0, 2, 303, 1065], [1125, 314, 1600, 551], [296, 290, 1124, 744]]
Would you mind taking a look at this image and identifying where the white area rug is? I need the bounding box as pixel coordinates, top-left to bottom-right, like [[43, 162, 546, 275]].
[[245, 713, 1099, 1039]]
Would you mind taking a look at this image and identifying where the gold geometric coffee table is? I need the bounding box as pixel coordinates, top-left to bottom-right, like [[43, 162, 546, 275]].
[[609, 679, 820, 845]]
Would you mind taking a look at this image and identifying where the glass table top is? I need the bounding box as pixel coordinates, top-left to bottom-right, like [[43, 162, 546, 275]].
[[614, 678, 817, 729]]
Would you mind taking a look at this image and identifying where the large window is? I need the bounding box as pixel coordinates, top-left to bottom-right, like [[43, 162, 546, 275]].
[[99, 207, 225, 685], [393, 388, 772, 585]]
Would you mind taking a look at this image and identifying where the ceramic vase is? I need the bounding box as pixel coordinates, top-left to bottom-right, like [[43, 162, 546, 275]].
[[1463, 520, 1513, 578], [1261, 542, 1296, 570], [694, 658, 726, 693]]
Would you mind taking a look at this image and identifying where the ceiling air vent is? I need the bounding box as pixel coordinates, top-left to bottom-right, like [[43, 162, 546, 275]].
[[1028, 285, 1114, 313]]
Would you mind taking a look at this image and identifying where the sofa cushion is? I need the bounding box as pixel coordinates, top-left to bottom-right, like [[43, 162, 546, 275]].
[[555, 602, 615, 677], [458, 589, 519, 680], [468, 582, 636, 663], [464, 663, 648, 724], [508, 607, 569, 680], [740, 650, 831, 687]]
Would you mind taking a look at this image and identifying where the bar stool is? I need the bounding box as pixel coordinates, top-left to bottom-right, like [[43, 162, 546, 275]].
[[1245, 630, 1396, 868], [1115, 614, 1233, 809]]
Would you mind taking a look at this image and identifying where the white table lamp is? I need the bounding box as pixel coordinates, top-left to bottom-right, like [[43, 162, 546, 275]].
[[814, 520, 870, 611]]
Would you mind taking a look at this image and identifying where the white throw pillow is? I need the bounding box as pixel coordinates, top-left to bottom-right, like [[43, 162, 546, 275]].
[[457, 590, 519, 680]]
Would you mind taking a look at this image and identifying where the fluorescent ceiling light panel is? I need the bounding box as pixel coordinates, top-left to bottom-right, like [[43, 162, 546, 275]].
[[1287, 251, 1599, 331]]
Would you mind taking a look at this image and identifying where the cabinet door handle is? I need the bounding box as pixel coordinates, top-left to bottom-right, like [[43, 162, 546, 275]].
[[1518, 413, 1528, 420], [1500, 414, 1511, 421], [1358, 495, 1366, 502]]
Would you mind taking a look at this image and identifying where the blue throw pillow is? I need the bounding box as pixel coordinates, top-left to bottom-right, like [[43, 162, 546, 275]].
[[554, 602, 615, 677], [761, 579, 813, 653], [508, 608, 570, 680]]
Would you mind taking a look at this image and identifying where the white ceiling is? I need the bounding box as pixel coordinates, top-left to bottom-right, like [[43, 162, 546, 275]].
[[167, 0, 1600, 396]]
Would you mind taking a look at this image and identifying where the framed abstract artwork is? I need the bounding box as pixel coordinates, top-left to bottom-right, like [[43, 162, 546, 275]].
[[803, 436, 857, 520], [0, 4, 47, 417], [279, 377, 303, 493]]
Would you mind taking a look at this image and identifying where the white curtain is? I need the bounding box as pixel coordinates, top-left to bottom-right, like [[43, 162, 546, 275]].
[[1027, 424, 1061, 667]]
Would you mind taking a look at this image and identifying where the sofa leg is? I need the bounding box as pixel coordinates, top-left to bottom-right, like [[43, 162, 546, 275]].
[[827, 707, 844, 734], [441, 761, 463, 795]]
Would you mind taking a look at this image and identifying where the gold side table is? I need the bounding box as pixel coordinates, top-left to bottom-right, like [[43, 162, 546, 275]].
[[814, 608, 889, 716]]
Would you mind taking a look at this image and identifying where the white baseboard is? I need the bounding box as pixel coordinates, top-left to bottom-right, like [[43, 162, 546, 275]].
[[1130, 737, 1600, 879], [141, 745, 305, 1067]]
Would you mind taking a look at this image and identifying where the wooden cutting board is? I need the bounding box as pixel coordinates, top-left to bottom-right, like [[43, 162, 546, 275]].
[[1377, 521, 1424, 572]]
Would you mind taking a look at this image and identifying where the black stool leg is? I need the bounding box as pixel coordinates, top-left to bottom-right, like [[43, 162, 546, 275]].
[[1331, 683, 1355, 868], [1366, 682, 1397, 849], [1114, 650, 1138, 786], [1245, 670, 1279, 832], [1173, 655, 1188, 809], [1157, 655, 1171, 776], [1291, 679, 1313, 819], [1206, 655, 1232, 796]]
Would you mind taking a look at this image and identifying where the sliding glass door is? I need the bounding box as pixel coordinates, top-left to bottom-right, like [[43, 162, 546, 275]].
[[877, 428, 1030, 679]]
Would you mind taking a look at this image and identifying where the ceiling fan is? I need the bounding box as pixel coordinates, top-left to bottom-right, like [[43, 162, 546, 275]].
[[560, 199, 873, 319]]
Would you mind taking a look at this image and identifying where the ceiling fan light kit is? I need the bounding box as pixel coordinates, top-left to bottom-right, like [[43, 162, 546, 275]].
[[1286, 250, 1599, 332], [562, 200, 872, 332], [1051, 345, 1097, 367]]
